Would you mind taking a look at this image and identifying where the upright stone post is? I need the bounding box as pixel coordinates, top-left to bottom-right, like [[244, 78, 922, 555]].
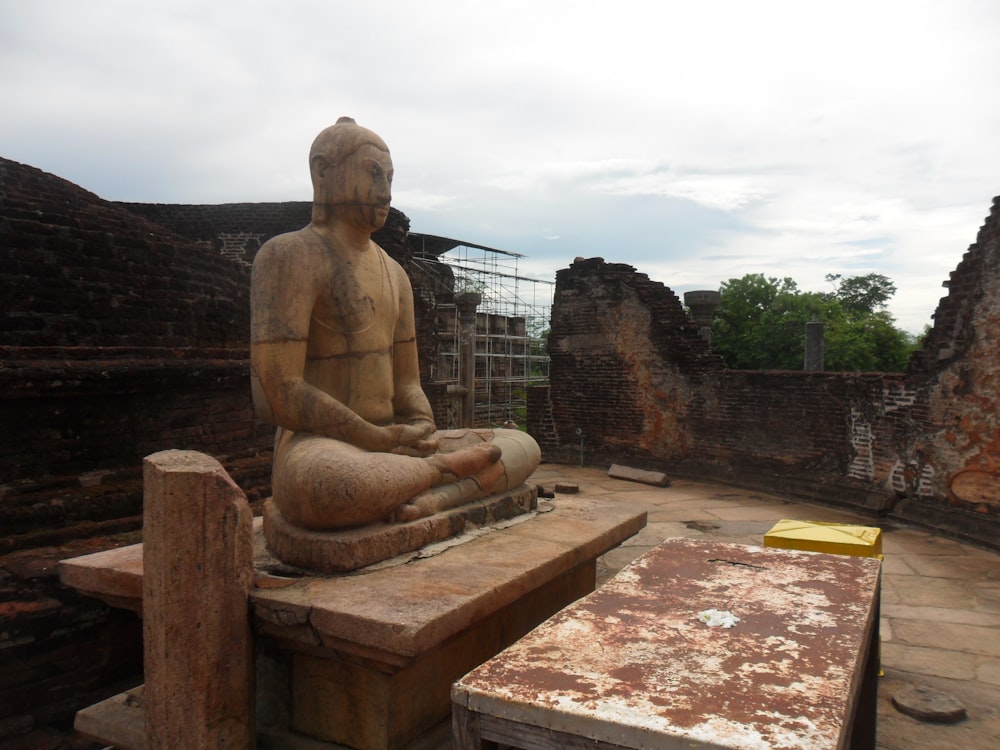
[[456, 292, 481, 428], [683, 290, 721, 347], [142, 450, 255, 750], [804, 320, 825, 371]]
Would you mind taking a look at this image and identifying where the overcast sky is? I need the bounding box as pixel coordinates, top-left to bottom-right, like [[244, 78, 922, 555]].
[[3, 0, 998, 333]]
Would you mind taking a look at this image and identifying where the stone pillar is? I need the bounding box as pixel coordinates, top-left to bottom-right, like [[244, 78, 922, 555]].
[[683, 290, 721, 346], [142, 450, 255, 750], [455, 292, 481, 428], [804, 320, 825, 371]]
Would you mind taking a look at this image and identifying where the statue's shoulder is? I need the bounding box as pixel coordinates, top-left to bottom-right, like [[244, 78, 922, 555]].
[[252, 229, 326, 283]]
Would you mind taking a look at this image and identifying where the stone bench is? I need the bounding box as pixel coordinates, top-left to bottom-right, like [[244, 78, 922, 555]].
[[453, 538, 881, 750]]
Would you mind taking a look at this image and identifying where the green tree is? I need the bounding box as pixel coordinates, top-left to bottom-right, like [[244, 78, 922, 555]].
[[825, 273, 896, 314], [711, 273, 916, 372], [712, 274, 801, 369]]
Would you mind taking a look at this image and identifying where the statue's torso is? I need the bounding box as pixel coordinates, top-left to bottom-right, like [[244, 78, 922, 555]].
[[303, 235, 400, 426]]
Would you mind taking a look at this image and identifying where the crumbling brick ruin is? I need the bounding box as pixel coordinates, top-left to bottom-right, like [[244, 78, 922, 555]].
[[1, 153, 997, 740], [540, 197, 1000, 552]]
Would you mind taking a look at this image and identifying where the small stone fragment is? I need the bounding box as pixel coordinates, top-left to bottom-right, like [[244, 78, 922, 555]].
[[608, 464, 670, 487], [892, 685, 967, 724], [554, 482, 579, 494]]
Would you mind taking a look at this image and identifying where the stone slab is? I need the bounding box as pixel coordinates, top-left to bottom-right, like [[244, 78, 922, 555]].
[[608, 463, 670, 487], [454, 538, 882, 750], [58, 542, 144, 614], [75, 686, 145, 750], [263, 483, 537, 573], [252, 495, 647, 661]]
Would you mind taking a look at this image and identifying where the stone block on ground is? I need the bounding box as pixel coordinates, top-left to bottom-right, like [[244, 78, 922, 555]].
[[892, 684, 968, 724], [608, 464, 670, 487]]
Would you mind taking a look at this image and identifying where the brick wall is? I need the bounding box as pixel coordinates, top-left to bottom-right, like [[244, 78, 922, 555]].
[[547, 258, 723, 463], [0, 158, 273, 737], [684, 370, 910, 511], [545, 226, 1000, 549], [895, 197, 1000, 536], [1, 158, 271, 517]]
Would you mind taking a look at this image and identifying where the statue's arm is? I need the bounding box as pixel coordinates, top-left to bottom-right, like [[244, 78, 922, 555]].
[[250, 239, 400, 452], [391, 261, 436, 433]]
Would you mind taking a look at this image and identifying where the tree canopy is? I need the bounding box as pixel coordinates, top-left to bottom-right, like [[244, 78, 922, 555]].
[[710, 273, 917, 372]]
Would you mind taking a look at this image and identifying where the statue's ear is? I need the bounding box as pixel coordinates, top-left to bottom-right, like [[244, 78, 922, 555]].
[[310, 154, 327, 180]]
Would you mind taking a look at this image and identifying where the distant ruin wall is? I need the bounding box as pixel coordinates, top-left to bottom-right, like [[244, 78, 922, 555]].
[[547, 258, 723, 461], [895, 196, 1000, 536], [546, 211, 1000, 550], [685, 370, 911, 511]]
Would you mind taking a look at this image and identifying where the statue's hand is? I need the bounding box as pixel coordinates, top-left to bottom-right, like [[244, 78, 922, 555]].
[[384, 423, 439, 457]]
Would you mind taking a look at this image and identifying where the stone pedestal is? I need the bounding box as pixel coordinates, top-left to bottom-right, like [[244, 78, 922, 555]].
[[61, 494, 646, 750], [262, 483, 536, 573]]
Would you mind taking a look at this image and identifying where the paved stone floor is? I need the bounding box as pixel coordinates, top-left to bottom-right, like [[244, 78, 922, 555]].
[[529, 463, 1000, 750]]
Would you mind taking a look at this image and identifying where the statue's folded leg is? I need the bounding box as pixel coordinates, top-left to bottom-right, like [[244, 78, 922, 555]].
[[392, 430, 541, 522], [272, 434, 438, 529], [272, 432, 512, 531]]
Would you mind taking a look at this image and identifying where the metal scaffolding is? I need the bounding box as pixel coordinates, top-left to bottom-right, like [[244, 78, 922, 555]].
[[410, 234, 553, 428]]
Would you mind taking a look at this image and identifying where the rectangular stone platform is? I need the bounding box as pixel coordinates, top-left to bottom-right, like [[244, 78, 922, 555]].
[[453, 538, 881, 750], [60, 495, 646, 750]]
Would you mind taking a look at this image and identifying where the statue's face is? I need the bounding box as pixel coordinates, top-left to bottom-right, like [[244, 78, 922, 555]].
[[323, 144, 394, 233]]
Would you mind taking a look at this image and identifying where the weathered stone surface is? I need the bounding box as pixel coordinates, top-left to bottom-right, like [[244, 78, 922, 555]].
[[608, 463, 670, 487], [142, 450, 255, 750], [455, 539, 882, 750], [253, 496, 646, 660], [892, 684, 968, 724]]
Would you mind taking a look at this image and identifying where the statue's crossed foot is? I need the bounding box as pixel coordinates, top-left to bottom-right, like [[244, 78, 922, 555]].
[[426, 442, 501, 484], [390, 444, 505, 523]]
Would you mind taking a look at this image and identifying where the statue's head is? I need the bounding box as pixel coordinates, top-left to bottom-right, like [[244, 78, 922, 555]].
[[309, 117, 393, 233]]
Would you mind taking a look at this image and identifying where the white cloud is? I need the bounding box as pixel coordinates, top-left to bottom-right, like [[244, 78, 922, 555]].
[[2, 0, 998, 336]]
